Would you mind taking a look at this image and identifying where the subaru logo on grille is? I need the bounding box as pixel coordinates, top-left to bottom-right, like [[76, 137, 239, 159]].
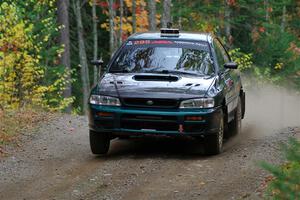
[[146, 100, 154, 106]]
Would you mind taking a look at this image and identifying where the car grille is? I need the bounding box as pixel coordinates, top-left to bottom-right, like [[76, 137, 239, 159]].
[[122, 98, 179, 109], [121, 114, 178, 131]]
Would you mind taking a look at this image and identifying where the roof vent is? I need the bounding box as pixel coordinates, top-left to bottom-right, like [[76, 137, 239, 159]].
[[160, 28, 180, 37]]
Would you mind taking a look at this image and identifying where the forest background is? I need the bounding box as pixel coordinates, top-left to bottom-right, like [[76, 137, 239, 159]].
[[0, 0, 300, 114]]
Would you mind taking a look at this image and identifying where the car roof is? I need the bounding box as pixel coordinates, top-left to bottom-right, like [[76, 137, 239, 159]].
[[128, 31, 214, 43]]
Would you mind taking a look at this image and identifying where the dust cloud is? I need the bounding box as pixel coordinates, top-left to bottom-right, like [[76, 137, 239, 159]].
[[242, 83, 300, 138]]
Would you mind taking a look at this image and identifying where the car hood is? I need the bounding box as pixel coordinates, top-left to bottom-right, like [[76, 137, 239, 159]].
[[94, 73, 215, 99]]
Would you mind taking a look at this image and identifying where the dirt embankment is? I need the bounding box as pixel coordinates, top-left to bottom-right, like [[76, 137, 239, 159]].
[[0, 84, 300, 200]]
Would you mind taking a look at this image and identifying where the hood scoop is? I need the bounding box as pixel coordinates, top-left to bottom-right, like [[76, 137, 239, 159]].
[[133, 75, 179, 82]]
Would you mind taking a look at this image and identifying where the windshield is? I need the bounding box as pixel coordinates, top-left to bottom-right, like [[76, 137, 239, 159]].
[[109, 41, 214, 75]]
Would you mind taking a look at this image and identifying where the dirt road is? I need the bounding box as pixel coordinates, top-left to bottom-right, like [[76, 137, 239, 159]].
[[1, 85, 300, 200]]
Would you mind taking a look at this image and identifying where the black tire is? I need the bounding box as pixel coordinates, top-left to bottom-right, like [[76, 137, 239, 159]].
[[227, 96, 242, 137], [203, 110, 224, 155], [89, 130, 110, 155]]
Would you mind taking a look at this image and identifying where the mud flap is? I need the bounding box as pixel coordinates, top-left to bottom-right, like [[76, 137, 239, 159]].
[[241, 91, 246, 119]]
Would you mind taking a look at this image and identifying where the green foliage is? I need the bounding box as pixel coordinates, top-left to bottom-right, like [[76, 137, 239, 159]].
[[253, 24, 300, 85], [172, 0, 300, 89], [229, 48, 253, 71], [261, 138, 300, 199], [2, 0, 300, 112], [0, 1, 74, 111]]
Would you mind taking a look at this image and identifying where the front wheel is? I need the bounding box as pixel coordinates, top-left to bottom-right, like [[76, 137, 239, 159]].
[[203, 111, 224, 155], [89, 130, 110, 155]]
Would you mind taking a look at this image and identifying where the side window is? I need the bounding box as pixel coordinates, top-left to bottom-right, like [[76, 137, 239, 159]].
[[214, 39, 230, 71], [218, 41, 230, 63], [214, 40, 225, 71]]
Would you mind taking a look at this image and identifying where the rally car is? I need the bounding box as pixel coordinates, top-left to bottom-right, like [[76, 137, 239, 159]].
[[88, 29, 246, 155]]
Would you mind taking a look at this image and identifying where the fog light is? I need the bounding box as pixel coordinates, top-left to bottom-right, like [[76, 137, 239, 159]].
[[97, 112, 113, 117], [185, 116, 203, 121]]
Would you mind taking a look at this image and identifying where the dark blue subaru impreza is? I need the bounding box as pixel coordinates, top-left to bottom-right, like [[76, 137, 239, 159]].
[[88, 29, 246, 155]]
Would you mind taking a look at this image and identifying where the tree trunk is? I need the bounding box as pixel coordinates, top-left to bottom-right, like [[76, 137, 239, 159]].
[[140, 3, 144, 30], [264, 0, 270, 21], [148, 0, 156, 31], [162, 0, 171, 28], [281, 5, 286, 32], [132, 0, 137, 33], [92, 0, 98, 85], [57, 0, 72, 113], [108, 0, 115, 56], [178, 0, 182, 29], [119, 0, 124, 46], [73, 0, 90, 115], [224, 0, 232, 46]]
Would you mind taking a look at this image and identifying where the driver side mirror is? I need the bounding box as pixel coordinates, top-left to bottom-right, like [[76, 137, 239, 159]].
[[90, 59, 104, 67], [224, 62, 238, 69], [91, 59, 106, 78]]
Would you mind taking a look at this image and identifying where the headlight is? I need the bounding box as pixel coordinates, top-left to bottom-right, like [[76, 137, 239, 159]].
[[89, 95, 121, 106], [180, 98, 214, 108]]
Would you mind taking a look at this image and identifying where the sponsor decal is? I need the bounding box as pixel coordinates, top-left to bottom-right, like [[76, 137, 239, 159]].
[[151, 40, 174, 44], [133, 40, 151, 45], [174, 41, 207, 47], [130, 40, 174, 45], [128, 40, 207, 48]]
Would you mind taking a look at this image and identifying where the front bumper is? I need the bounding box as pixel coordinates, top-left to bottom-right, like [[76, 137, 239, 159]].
[[88, 105, 223, 137]]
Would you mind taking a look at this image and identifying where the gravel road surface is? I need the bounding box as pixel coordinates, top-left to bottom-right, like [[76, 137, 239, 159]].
[[1, 85, 300, 200]]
